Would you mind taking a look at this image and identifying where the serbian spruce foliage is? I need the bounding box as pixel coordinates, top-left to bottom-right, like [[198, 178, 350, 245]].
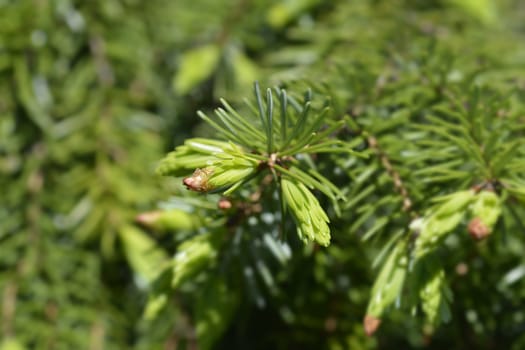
[[3, 0, 525, 349]]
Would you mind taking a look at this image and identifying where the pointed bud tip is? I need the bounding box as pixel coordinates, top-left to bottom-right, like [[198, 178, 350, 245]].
[[183, 177, 198, 190], [364, 315, 381, 336], [468, 217, 491, 240]]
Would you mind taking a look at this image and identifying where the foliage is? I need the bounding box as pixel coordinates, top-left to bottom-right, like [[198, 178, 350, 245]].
[[2, 0, 525, 349]]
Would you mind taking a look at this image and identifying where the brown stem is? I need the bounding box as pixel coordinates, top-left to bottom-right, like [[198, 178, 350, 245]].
[[367, 136, 414, 213], [216, 0, 250, 45]]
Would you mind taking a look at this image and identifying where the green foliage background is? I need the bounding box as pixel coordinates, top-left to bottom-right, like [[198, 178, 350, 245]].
[[1, 0, 525, 349]]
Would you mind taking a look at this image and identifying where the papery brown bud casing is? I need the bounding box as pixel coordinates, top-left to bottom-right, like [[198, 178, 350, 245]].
[[364, 315, 381, 336], [468, 217, 491, 240], [183, 168, 214, 192]]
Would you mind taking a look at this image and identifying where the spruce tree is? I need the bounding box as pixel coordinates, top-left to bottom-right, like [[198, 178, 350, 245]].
[[1, 1, 525, 349]]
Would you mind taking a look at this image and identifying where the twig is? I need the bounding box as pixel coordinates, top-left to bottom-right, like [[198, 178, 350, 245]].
[[367, 136, 414, 213]]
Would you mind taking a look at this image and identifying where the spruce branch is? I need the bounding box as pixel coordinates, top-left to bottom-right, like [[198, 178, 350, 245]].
[[157, 83, 363, 246]]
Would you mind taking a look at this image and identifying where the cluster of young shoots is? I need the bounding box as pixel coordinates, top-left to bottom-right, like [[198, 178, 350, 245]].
[[157, 83, 358, 246], [364, 186, 502, 335]]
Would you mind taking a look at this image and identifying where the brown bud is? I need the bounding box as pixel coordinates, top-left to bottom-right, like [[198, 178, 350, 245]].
[[218, 198, 232, 210], [455, 262, 469, 276], [364, 315, 381, 336], [468, 217, 491, 240], [183, 168, 214, 192]]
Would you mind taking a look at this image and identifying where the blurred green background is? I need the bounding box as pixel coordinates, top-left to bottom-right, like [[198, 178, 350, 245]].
[[1, 0, 525, 349]]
